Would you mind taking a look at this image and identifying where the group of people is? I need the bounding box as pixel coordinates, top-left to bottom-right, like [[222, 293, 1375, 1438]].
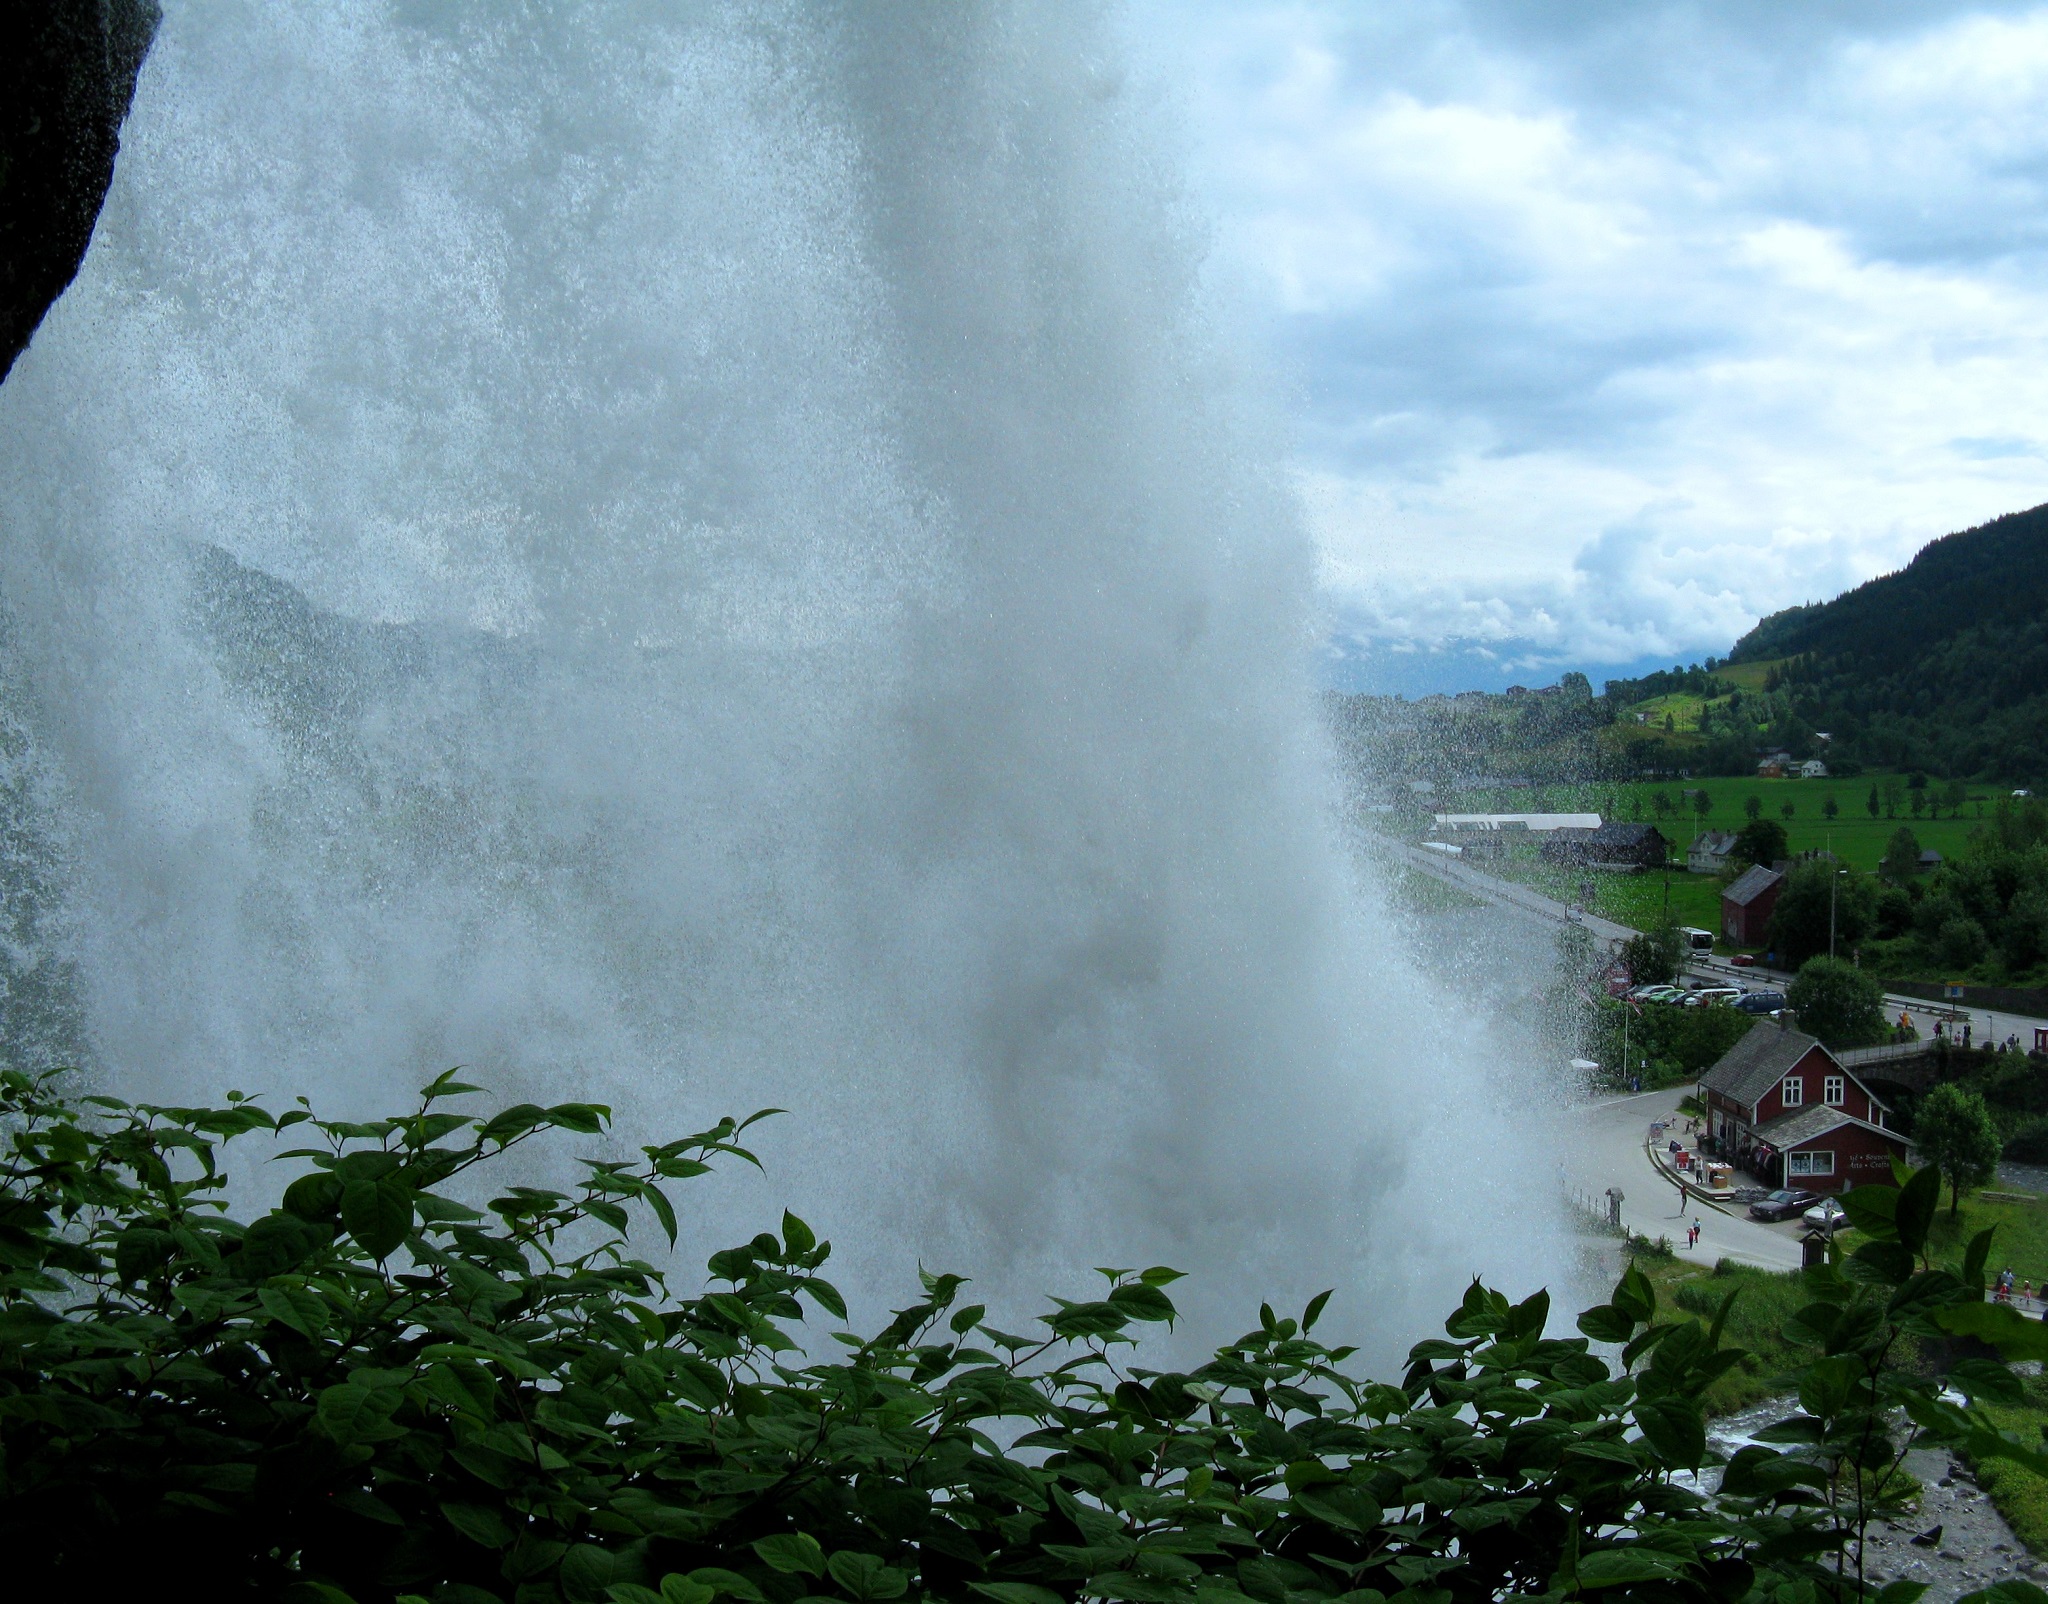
[[1925, 1017, 2031, 1054], [1992, 1267, 2040, 1307]]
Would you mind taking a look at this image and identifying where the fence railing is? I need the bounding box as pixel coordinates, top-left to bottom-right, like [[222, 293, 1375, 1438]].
[[1835, 1040, 1937, 1069]]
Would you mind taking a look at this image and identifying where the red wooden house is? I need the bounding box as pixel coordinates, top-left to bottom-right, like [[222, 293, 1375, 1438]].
[[1720, 864, 1783, 948], [1698, 1022, 1908, 1192]]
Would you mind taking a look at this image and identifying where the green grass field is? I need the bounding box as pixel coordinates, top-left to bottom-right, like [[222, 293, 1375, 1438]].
[[1480, 849, 1726, 941], [1446, 772, 2005, 955], [1623, 691, 1713, 736], [1453, 772, 2001, 875], [1707, 659, 1784, 693], [1926, 1191, 2048, 1291], [1977, 1388, 2048, 1556], [1644, 775, 1994, 874]]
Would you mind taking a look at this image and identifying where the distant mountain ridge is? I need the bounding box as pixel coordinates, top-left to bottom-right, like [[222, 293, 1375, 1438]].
[[1727, 500, 2048, 778]]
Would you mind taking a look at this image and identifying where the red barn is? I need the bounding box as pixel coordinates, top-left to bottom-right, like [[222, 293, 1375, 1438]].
[[1698, 1022, 1907, 1193], [1721, 864, 1784, 948]]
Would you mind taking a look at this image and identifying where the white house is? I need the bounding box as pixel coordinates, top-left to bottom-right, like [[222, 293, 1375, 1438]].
[[1688, 830, 1739, 874]]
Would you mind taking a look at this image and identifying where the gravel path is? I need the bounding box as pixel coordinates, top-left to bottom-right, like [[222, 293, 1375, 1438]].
[[1701, 1402, 2039, 1596], [1856, 1450, 2042, 1596]]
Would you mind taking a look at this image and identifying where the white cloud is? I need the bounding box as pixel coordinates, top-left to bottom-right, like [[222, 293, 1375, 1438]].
[[1135, 1, 2048, 688]]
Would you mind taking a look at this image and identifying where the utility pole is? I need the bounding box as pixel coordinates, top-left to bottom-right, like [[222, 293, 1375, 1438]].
[[1827, 830, 1840, 960]]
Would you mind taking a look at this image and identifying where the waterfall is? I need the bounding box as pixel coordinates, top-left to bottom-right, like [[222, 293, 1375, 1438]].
[[0, 1, 1564, 1355]]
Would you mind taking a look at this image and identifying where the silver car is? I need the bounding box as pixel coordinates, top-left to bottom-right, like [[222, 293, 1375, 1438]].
[[1802, 1198, 1847, 1231]]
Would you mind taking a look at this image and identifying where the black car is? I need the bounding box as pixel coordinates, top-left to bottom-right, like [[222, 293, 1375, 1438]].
[[1748, 1188, 1821, 1222], [1734, 990, 1787, 1015]]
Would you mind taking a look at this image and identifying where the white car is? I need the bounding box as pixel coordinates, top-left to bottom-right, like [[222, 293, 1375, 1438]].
[[1682, 987, 1743, 1008], [1802, 1198, 1847, 1232]]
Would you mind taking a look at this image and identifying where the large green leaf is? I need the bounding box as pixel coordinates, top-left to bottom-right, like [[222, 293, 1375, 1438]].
[[826, 1552, 909, 1601], [561, 1544, 645, 1603], [1634, 1395, 1705, 1470], [1293, 1486, 1383, 1533], [341, 1175, 414, 1259], [751, 1534, 824, 1577], [1576, 1304, 1634, 1343], [1042, 1301, 1130, 1339], [1939, 1301, 2048, 1361], [317, 1382, 406, 1446], [1957, 1583, 2048, 1604], [1576, 1548, 1690, 1586], [545, 1101, 611, 1134], [440, 1501, 514, 1549], [282, 1171, 343, 1222], [1612, 1264, 1656, 1324], [683, 1571, 764, 1603], [1846, 1240, 1914, 1287], [1107, 1282, 1177, 1323], [1949, 1357, 2025, 1406], [1839, 1183, 1899, 1237], [1894, 1166, 1941, 1258], [1962, 1226, 1998, 1292], [258, 1285, 329, 1338], [237, 1212, 326, 1278], [969, 1587, 1064, 1604], [113, 1226, 173, 1282]]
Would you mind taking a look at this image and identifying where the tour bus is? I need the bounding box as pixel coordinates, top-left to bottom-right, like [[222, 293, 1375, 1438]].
[[1678, 926, 1715, 954]]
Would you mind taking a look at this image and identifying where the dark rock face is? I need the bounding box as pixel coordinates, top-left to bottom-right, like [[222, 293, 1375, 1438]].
[[0, 0, 160, 383]]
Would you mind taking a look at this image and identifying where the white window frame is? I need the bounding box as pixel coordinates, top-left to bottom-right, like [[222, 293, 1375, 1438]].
[[1781, 1076, 1803, 1108], [1788, 1149, 1834, 1177], [1824, 1075, 1845, 1106]]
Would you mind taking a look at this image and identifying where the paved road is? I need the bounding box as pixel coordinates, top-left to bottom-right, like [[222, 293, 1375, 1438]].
[[1402, 846, 1636, 947], [1691, 952, 2048, 1050], [1563, 1086, 1803, 1270]]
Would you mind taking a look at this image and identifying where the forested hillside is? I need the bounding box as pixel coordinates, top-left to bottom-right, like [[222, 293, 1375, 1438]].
[[1728, 501, 2048, 779]]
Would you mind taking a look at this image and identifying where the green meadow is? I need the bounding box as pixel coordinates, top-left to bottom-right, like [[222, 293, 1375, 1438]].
[[1455, 772, 2002, 874], [1436, 770, 2017, 950]]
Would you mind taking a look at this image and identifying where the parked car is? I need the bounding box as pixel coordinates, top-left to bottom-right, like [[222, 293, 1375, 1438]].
[[1734, 990, 1787, 1016], [1803, 1198, 1847, 1232], [1636, 985, 1687, 1004], [1748, 1188, 1821, 1222], [1682, 986, 1743, 1007], [1729, 953, 1757, 967]]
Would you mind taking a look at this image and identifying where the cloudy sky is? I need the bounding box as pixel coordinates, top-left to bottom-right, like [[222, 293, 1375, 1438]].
[[1133, 0, 2048, 693]]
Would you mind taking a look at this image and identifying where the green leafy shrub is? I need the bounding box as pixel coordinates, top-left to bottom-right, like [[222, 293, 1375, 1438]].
[[1784, 958, 1890, 1049], [1668, 1264, 1829, 1414], [1590, 998, 1753, 1089], [5, 1068, 2048, 1603]]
